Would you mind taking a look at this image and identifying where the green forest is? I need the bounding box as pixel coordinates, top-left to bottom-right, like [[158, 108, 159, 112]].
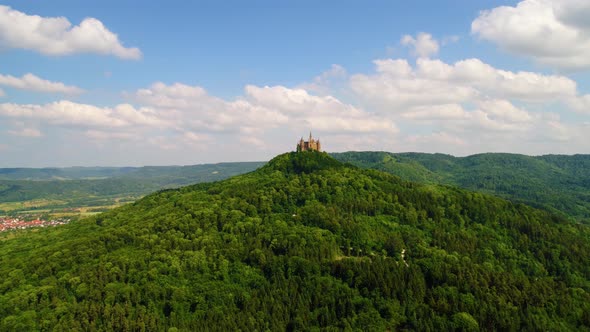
[[1, 152, 589, 331], [332, 152, 590, 223]]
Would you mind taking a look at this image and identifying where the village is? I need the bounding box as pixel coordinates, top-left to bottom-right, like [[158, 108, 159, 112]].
[[0, 216, 70, 232]]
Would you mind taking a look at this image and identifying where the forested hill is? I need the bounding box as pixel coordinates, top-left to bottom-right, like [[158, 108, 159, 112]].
[[1, 152, 590, 330], [332, 151, 590, 222]]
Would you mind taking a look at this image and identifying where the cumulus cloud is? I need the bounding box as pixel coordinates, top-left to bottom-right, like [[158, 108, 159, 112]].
[[472, 0, 590, 70], [0, 72, 83, 94], [134, 82, 289, 134], [133, 81, 398, 136], [351, 57, 578, 112], [0, 101, 163, 128], [346, 54, 590, 155], [401, 33, 439, 58], [0, 5, 141, 59], [477, 99, 532, 123], [244, 85, 397, 134], [134, 82, 397, 148]]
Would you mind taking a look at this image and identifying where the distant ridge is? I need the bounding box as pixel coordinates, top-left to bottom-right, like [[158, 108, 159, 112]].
[[4, 151, 590, 223], [332, 151, 590, 222]]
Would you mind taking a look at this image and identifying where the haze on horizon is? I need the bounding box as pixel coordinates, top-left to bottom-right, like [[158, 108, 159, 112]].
[[1, 0, 590, 167]]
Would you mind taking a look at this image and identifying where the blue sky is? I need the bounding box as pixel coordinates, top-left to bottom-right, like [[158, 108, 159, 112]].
[[1, 0, 590, 166]]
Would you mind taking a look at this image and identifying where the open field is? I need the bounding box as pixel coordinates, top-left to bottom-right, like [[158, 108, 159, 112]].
[[0, 199, 68, 212], [0, 196, 138, 220]]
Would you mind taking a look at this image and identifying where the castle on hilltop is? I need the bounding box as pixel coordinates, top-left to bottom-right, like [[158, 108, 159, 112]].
[[297, 132, 321, 152]]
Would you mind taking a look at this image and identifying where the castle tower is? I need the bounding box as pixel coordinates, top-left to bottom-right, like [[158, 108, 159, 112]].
[[297, 137, 305, 152], [297, 132, 322, 152]]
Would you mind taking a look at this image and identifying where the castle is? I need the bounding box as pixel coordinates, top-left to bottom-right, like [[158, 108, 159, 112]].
[[297, 132, 321, 152]]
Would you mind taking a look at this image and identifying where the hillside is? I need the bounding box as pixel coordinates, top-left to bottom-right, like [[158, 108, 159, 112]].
[[332, 152, 590, 222], [1, 151, 589, 330], [0, 162, 264, 214]]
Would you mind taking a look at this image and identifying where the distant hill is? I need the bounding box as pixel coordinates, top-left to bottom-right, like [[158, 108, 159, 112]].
[[0, 162, 264, 213], [0, 163, 265, 181], [1, 152, 589, 330], [0, 166, 140, 180], [332, 152, 590, 222]]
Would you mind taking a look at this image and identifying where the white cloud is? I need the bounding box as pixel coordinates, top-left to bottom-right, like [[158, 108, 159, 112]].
[[401, 32, 439, 58], [0, 5, 141, 59], [0, 73, 83, 94], [346, 54, 590, 154], [476, 99, 532, 123], [0, 81, 397, 156], [0, 88, 4, 97], [466, 109, 531, 132], [351, 57, 579, 113], [417, 58, 577, 101], [350, 59, 476, 109], [134, 82, 289, 133], [472, 0, 590, 70], [133, 82, 397, 139], [135, 82, 209, 109], [244, 85, 397, 134], [7, 127, 42, 137], [0, 101, 163, 128]]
